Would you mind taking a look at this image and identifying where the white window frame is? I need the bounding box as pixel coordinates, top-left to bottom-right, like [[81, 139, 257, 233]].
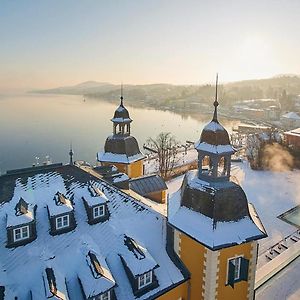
[[138, 271, 152, 289], [55, 215, 69, 230], [13, 225, 29, 242], [227, 255, 243, 283], [93, 205, 105, 219]]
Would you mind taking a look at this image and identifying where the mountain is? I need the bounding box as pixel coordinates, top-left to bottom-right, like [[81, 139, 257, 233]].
[[32, 81, 117, 95]]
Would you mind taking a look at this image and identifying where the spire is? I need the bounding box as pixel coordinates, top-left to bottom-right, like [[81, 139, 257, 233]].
[[120, 83, 124, 106], [213, 73, 219, 122], [69, 142, 74, 165]]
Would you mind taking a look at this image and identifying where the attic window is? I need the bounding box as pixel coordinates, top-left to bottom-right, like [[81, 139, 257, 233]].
[[124, 236, 145, 260], [93, 205, 105, 218], [45, 268, 57, 295], [138, 271, 152, 289], [91, 290, 111, 300], [55, 215, 69, 229], [87, 251, 104, 278], [13, 225, 29, 242]]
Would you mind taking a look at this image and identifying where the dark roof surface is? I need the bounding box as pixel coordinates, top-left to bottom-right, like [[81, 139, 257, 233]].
[[130, 175, 167, 196], [112, 102, 132, 123], [104, 135, 142, 157], [200, 120, 231, 146]]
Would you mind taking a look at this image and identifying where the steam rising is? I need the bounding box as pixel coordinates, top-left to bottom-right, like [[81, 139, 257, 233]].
[[262, 143, 294, 171]]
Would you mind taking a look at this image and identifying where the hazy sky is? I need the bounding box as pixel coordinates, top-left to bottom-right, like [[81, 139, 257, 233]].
[[1, 0, 300, 90]]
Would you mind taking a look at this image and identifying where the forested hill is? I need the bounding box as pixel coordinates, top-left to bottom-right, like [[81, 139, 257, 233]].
[[33, 75, 300, 108]]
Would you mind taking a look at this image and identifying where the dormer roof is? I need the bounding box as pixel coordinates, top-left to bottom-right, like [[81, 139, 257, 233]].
[[78, 249, 115, 298], [120, 235, 158, 276], [47, 192, 73, 217], [83, 186, 109, 207], [7, 198, 35, 228]]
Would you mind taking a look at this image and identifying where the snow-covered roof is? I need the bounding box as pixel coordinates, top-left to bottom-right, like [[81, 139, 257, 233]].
[[120, 235, 158, 276], [82, 185, 109, 207], [168, 189, 266, 250], [281, 112, 300, 120], [284, 127, 300, 136], [111, 117, 132, 123], [47, 192, 73, 217], [97, 151, 145, 164], [42, 266, 69, 300], [195, 142, 235, 155], [78, 247, 115, 298], [168, 169, 267, 250], [0, 165, 186, 299]]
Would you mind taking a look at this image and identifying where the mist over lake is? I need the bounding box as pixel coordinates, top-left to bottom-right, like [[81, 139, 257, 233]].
[[0, 93, 238, 173]]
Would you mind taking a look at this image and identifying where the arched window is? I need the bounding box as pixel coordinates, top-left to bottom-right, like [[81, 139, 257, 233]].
[[218, 156, 228, 176], [202, 155, 213, 175]]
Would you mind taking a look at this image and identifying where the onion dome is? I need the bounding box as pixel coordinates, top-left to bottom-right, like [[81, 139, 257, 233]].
[[195, 76, 234, 155], [111, 96, 132, 124]]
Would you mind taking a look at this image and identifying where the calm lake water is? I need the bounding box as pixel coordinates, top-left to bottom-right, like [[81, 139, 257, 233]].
[[0, 93, 239, 173]]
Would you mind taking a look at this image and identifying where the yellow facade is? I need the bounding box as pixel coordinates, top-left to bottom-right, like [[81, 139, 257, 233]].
[[148, 189, 167, 203], [216, 242, 253, 300], [101, 159, 144, 179], [172, 229, 256, 300], [177, 230, 207, 300], [157, 281, 189, 300]]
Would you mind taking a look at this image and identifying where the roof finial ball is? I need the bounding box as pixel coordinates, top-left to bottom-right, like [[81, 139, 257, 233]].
[[213, 73, 219, 122]]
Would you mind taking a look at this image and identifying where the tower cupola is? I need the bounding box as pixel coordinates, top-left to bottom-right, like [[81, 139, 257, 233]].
[[111, 86, 132, 135], [195, 74, 235, 181]]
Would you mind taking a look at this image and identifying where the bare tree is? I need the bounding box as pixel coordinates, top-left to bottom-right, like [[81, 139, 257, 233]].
[[146, 132, 179, 179]]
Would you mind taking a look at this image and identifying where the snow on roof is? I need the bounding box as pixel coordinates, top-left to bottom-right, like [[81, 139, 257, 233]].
[[168, 190, 266, 250], [0, 165, 185, 299], [195, 141, 235, 155], [97, 151, 145, 164], [281, 112, 300, 120], [47, 192, 73, 217], [6, 201, 35, 228], [78, 246, 115, 298], [120, 235, 158, 276], [42, 266, 69, 300], [284, 127, 300, 136], [203, 121, 226, 132], [111, 117, 132, 123], [82, 186, 109, 207]]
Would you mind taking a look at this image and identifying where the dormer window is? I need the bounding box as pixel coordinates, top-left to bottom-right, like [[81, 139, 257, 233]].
[[6, 198, 37, 248], [93, 205, 105, 219], [13, 225, 29, 242], [82, 186, 110, 225], [47, 192, 76, 235], [138, 271, 152, 289], [55, 215, 69, 230]]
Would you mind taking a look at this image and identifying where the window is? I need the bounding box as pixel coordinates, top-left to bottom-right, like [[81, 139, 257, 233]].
[[92, 291, 110, 300], [93, 205, 105, 219], [100, 291, 110, 300], [55, 215, 69, 229], [138, 271, 152, 289], [13, 225, 29, 242], [227, 256, 249, 288]]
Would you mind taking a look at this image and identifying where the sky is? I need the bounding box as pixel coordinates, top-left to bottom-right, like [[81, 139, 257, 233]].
[[1, 0, 300, 91]]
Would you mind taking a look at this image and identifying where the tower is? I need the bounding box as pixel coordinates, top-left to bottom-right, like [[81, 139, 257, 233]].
[[69, 143, 74, 165], [167, 75, 267, 300], [97, 87, 145, 178]]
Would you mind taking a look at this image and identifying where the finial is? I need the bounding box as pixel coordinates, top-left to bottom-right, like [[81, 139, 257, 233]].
[[213, 73, 219, 122], [69, 142, 74, 165], [120, 83, 124, 106]]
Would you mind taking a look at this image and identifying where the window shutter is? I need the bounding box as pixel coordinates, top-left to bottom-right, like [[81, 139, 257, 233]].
[[228, 261, 235, 288], [240, 257, 249, 281]]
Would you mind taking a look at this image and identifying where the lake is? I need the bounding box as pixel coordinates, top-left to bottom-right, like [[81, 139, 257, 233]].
[[0, 93, 239, 173]]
